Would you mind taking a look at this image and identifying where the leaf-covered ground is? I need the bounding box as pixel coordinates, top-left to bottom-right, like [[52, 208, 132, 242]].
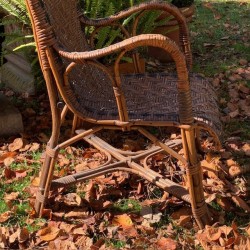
[[0, 0, 250, 249]]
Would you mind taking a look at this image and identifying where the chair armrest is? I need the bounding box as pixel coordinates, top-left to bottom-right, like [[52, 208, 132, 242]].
[[54, 34, 182, 65], [53, 34, 193, 124], [80, 1, 192, 67]]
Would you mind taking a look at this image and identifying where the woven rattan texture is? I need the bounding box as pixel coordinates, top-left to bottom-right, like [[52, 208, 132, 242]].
[[68, 63, 116, 118], [67, 71, 221, 134], [42, 0, 89, 52]]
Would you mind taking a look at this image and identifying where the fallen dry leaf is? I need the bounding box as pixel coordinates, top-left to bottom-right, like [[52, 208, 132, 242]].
[[123, 139, 144, 151], [219, 236, 225, 247], [88, 200, 112, 211], [19, 144, 31, 152], [63, 193, 82, 207], [239, 59, 248, 66], [8, 138, 24, 152], [242, 144, 250, 156], [234, 237, 250, 249], [90, 238, 105, 249], [59, 222, 76, 234], [226, 159, 237, 167], [206, 226, 222, 241], [229, 109, 239, 118], [75, 162, 89, 172], [216, 197, 234, 212], [15, 170, 27, 179], [48, 240, 77, 250], [4, 192, 19, 202], [238, 84, 250, 94], [0, 152, 17, 164], [64, 209, 89, 219], [18, 228, 29, 243], [9, 230, 18, 244], [29, 143, 40, 152], [31, 177, 40, 186], [75, 236, 93, 249], [246, 225, 250, 236], [41, 209, 53, 220], [229, 165, 242, 177], [72, 227, 88, 235], [201, 158, 220, 178], [121, 225, 138, 238], [113, 214, 133, 227], [156, 237, 177, 250], [4, 168, 16, 179], [0, 211, 12, 223], [171, 206, 192, 220], [220, 225, 233, 237], [177, 215, 192, 227], [85, 180, 97, 202], [203, 43, 216, 49], [38, 226, 61, 241], [205, 193, 217, 203], [3, 157, 15, 167]]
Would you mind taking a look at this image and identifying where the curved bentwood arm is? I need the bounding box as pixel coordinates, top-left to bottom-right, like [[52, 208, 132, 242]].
[[80, 1, 192, 68]]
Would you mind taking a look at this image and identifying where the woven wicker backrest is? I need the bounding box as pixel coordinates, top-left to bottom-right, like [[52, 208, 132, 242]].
[[26, 0, 118, 120], [41, 0, 89, 52]]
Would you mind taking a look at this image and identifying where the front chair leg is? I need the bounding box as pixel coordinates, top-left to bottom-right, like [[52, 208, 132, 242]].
[[35, 144, 59, 217], [194, 127, 205, 155], [34, 70, 61, 216], [181, 126, 211, 229]]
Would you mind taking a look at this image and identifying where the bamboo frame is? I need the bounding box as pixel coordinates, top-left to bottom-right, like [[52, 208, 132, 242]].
[[25, 0, 221, 229]]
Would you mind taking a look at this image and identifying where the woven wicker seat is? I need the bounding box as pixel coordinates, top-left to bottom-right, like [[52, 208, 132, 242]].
[[25, 0, 222, 229], [72, 72, 221, 134]]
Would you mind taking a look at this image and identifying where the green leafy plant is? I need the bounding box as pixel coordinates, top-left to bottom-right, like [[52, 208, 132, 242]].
[[111, 199, 142, 213], [0, 0, 44, 90], [0, 0, 30, 25], [0, 0, 35, 52], [83, 0, 132, 49], [83, 0, 194, 50]]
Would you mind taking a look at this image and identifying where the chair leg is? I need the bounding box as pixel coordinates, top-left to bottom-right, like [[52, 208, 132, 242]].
[[71, 114, 78, 137], [34, 70, 62, 216], [35, 143, 59, 217], [181, 127, 211, 229], [194, 127, 204, 154]]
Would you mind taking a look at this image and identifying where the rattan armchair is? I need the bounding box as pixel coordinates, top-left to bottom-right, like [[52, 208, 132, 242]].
[[25, 0, 221, 229]]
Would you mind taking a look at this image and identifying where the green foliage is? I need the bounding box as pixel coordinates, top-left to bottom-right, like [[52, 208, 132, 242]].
[[0, 0, 45, 91], [83, 0, 132, 49], [0, 150, 42, 228], [0, 0, 30, 25], [83, 0, 131, 19], [112, 199, 142, 213], [82, 0, 177, 50], [105, 239, 126, 249], [0, 0, 34, 53]]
